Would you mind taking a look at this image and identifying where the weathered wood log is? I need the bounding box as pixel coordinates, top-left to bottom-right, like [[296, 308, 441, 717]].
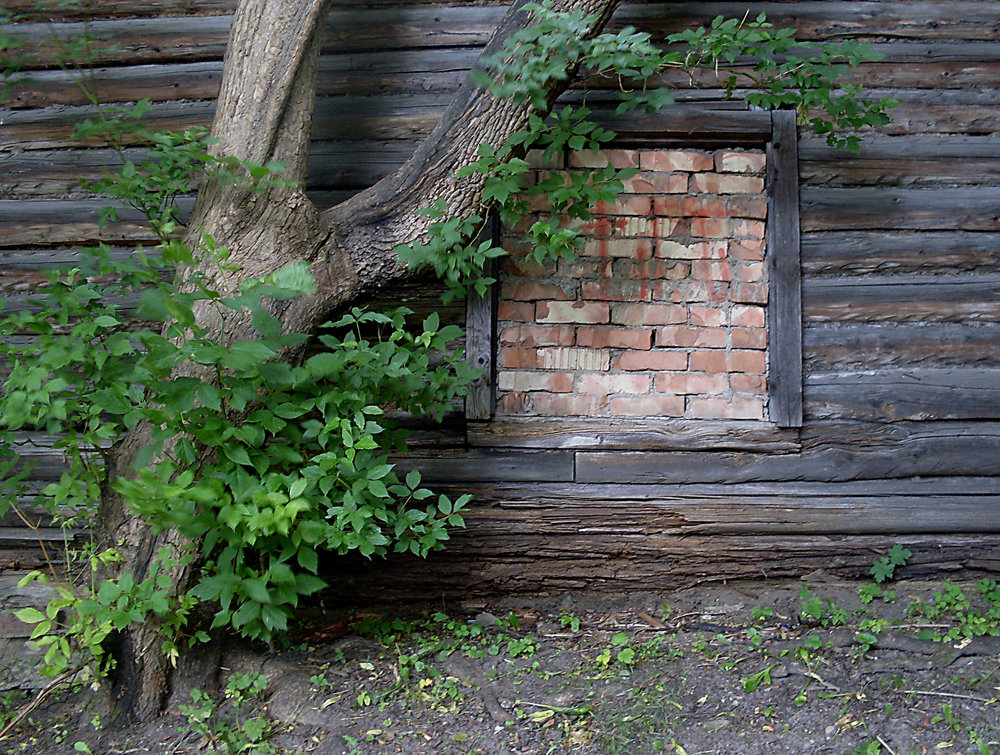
[[805, 367, 1000, 420], [466, 418, 800, 451], [574, 420, 1000, 484], [804, 322, 1000, 369], [800, 187, 1000, 232], [801, 232, 1000, 276], [803, 273, 1000, 323], [321, 532, 1000, 602]]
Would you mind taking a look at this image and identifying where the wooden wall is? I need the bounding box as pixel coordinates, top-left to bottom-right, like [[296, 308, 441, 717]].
[[2, 1, 999, 596]]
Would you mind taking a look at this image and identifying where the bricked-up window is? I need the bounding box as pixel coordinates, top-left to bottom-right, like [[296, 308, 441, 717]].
[[494, 148, 769, 421], [463, 110, 803, 440]]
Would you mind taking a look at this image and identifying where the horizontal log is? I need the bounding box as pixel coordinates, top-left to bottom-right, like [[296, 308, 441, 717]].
[[467, 417, 799, 452], [801, 232, 1000, 276], [323, 533, 1000, 600], [800, 135, 1000, 187], [0, 198, 190, 247], [574, 420, 1000, 484], [390, 450, 575, 483], [803, 273, 1000, 323], [800, 187, 1000, 232], [0, 140, 420, 196], [805, 367, 1000, 420], [0, 191, 356, 248], [10, 37, 999, 111], [804, 322, 1000, 369]]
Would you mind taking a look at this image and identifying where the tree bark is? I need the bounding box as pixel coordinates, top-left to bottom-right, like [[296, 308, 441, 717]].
[[102, 0, 622, 721]]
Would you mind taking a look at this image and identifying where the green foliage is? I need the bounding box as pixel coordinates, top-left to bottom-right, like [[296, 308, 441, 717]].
[[179, 673, 277, 755], [476, 3, 894, 148], [870, 544, 912, 583]]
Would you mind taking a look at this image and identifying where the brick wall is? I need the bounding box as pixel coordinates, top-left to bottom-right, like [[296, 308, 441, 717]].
[[496, 148, 769, 420]]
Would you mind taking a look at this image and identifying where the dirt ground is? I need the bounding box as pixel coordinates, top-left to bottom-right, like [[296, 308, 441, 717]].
[[2, 573, 999, 755]]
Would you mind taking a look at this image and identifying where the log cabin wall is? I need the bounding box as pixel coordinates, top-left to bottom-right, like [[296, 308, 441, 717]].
[[1, 1, 999, 603]]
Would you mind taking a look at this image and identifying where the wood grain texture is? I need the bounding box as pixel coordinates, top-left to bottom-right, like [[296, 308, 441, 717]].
[[766, 110, 803, 427], [467, 418, 800, 452], [801, 232, 1000, 276], [803, 274, 1000, 323], [575, 421, 1000, 484], [322, 532, 1000, 601], [800, 187, 1000, 232], [805, 367, 1000, 420], [804, 322, 1000, 369]]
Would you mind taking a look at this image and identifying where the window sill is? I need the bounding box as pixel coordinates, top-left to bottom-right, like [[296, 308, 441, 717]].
[[467, 417, 800, 453]]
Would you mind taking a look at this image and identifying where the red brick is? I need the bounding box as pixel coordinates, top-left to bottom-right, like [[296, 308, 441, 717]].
[[608, 217, 656, 238], [731, 305, 765, 327], [577, 373, 651, 395], [688, 241, 728, 260], [687, 397, 730, 419], [497, 392, 529, 413], [655, 217, 689, 239], [725, 397, 764, 419], [640, 150, 714, 172], [730, 373, 766, 394], [498, 370, 574, 393], [609, 395, 685, 416], [612, 303, 686, 326], [581, 237, 653, 259], [537, 347, 610, 371], [731, 327, 767, 350], [729, 196, 768, 219], [502, 280, 575, 301], [684, 196, 730, 218], [691, 173, 765, 195], [558, 257, 613, 278], [499, 325, 575, 347], [705, 282, 732, 304], [582, 279, 654, 302], [592, 195, 653, 216], [568, 149, 639, 169], [730, 239, 765, 260], [738, 262, 765, 282], [536, 300, 609, 324], [578, 326, 653, 350], [691, 260, 733, 282], [690, 217, 730, 239], [654, 372, 729, 395], [656, 325, 727, 349], [531, 393, 602, 416], [716, 151, 766, 174], [688, 306, 726, 327], [656, 240, 700, 260], [729, 350, 766, 374], [652, 196, 686, 217], [577, 217, 616, 237], [624, 172, 688, 194], [499, 347, 538, 369], [501, 254, 549, 277], [732, 220, 766, 239], [615, 259, 690, 281], [654, 280, 709, 303], [732, 282, 769, 304], [616, 350, 687, 371], [498, 301, 535, 322], [689, 350, 727, 373]]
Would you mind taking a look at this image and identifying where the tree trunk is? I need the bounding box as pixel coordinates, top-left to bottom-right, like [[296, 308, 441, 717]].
[[101, 0, 622, 721]]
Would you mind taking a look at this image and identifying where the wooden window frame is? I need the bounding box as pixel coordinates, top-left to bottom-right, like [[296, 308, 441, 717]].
[[464, 107, 803, 451]]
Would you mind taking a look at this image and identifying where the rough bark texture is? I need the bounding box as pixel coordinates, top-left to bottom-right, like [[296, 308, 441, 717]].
[[99, 0, 622, 722]]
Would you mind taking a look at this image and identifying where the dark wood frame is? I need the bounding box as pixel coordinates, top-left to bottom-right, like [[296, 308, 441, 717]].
[[464, 105, 804, 447]]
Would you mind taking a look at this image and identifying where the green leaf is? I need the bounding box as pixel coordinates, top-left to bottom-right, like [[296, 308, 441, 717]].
[[14, 607, 45, 624]]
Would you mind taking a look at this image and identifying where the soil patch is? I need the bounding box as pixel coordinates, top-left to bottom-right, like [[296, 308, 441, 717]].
[[2, 575, 999, 754]]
